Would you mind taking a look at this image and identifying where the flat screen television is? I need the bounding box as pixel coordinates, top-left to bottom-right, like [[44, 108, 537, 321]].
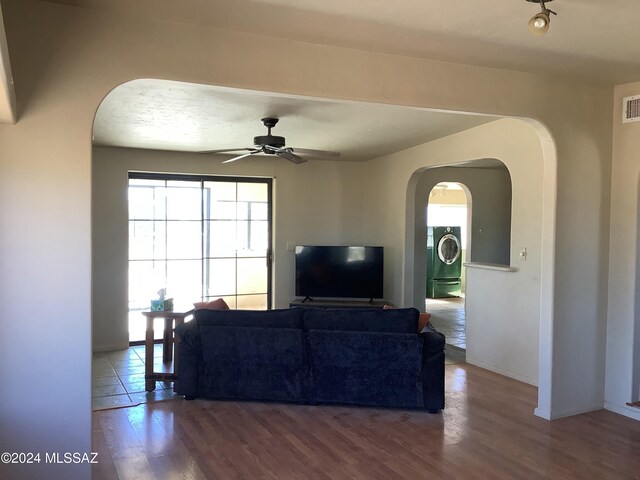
[[295, 245, 384, 299]]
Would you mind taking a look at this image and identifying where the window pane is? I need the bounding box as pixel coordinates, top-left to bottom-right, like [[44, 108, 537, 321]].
[[237, 257, 267, 295], [206, 258, 236, 297], [129, 220, 166, 260], [221, 295, 237, 309], [236, 221, 249, 251], [204, 182, 236, 220], [166, 183, 201, 220], [236, 201, 249, 220], [249, 220, 268, 254], [250, 202, 268, 220], [236, 221, 267, 257], [166, 260, 202, 303], [237, 294, 267, 310], [200, 295, 237, 309], [129, 178, 165, 187], [166, 221, 201, 259], [129, 185, 166, 220], [238, 182, 267, 202], [206, 220, 237, 258], [128, 260, 167, 309]]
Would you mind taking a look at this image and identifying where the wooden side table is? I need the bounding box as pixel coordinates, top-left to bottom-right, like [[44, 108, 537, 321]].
[[140, 309, 194, 392]]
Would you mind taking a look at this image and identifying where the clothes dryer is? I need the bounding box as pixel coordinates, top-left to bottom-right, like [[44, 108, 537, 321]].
[[426, 226, 462, 298]]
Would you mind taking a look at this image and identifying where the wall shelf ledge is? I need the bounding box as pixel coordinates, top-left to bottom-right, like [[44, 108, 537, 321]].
[[464, 262, 517, 272]]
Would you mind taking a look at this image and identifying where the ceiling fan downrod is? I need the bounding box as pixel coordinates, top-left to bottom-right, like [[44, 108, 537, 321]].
[[255, 117, 285, 154]]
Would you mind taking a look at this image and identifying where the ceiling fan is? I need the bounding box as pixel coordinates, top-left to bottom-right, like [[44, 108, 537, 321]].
[[200, 117, 341, 164]]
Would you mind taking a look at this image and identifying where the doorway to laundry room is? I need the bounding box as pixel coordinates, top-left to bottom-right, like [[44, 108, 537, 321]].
[[426, 182, 469, 351]]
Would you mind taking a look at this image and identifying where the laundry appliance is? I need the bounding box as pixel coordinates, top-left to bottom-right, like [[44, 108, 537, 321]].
[[426, 226, 462, 298]]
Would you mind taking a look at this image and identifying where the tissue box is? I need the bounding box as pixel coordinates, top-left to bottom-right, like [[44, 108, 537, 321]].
[[150, 298, 173, 311]]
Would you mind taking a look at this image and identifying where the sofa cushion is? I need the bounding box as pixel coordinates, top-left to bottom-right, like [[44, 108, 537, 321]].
[[302, 307, 419, 334], [194, 307, 303, 329], [308, 329, 423, 408], [199, 325, 307, 402]]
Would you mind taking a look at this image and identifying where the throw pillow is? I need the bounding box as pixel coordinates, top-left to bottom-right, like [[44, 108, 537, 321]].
[[418, 312, 432, 331], [193, 298, 230, 310]]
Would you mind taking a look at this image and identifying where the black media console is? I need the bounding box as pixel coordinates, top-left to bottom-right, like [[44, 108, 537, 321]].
[[289, 298, 389, 309]]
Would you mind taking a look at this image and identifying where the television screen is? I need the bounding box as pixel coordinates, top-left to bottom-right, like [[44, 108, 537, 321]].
[[295, 245, 384, 299]]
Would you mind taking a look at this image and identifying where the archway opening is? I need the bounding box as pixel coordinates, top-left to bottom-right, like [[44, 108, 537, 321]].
[[418, 162, 512, 358], [426, 182, 470, 351]]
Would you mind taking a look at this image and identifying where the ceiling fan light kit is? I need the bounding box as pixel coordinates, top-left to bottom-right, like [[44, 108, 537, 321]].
[[526, 0, 556, 35], [200, 117, 340, 164]]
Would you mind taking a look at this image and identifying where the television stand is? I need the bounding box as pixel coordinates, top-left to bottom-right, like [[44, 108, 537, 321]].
[[289, 298, 389, 309]]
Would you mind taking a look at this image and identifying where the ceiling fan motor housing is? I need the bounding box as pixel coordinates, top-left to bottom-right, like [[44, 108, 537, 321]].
[[254, 134, 286, 153]]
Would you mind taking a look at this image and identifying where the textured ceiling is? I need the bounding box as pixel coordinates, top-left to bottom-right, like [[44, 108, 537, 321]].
[[94, 80, 496, 161], [44, 0, 640, 84]]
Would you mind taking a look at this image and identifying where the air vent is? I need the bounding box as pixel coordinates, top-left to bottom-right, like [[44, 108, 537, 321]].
[[623, 95, 640, 123]]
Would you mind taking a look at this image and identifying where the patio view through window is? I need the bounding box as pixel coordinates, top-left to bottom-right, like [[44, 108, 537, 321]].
[[128, 174, 272, 342]]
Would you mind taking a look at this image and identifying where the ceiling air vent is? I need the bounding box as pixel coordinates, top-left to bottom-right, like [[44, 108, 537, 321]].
[[623, 95, 640, 123]]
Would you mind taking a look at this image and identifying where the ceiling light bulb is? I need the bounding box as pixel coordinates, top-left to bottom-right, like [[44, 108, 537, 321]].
[[528, 12, 550, 34], [533, 17, 547, 29]]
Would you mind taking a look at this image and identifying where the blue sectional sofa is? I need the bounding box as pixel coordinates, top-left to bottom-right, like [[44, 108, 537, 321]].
[[174, 306, 445, 412]]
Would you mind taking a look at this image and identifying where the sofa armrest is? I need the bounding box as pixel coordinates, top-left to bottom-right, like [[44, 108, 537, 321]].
[[174, 320, 201, 396], [419, 326, 446, 412], [419, 324, 446, 355], [175, 319, 200, 349]]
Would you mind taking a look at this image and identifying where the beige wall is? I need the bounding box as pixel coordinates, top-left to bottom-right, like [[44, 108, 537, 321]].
[[606, 81, 640, 421], [0, 0, 618, 476]]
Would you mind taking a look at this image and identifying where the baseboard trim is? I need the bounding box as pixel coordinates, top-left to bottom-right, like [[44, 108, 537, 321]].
[[93, 342, 129, 353], [534, 407, 551, 420], [465, 356, 537, 386], [544, 403, 604, 420], [604, 401, 640, 421]]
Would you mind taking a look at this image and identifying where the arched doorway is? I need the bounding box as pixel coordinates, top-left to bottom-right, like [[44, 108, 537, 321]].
[[402, 118, 555, 419], [426, 182, 470, 351]]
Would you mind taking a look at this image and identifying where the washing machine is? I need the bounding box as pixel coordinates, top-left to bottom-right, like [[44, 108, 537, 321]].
[[426, 226, 462, 298]]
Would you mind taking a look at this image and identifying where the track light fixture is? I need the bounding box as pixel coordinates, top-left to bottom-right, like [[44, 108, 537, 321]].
[[526, 0, 557, 35]]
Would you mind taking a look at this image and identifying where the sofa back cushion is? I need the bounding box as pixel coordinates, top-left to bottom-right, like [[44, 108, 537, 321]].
[[194, 307, 303, 329], [307, 329, 423, 408], [302, 307, 419, 334], [199, 326, 307, 402]]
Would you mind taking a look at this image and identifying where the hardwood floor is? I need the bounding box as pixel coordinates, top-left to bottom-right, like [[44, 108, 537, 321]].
[[92, 362, 640, 479]]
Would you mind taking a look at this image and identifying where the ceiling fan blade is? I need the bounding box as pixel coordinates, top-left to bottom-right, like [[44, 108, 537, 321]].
[[276, 148, 307, 164], [222, 150, 261, 164], [288, 147, 341, 158], [199, 147, 255, 154]]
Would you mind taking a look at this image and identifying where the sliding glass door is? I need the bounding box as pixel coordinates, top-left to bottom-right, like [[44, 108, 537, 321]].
[[128, 174, 272, 342]]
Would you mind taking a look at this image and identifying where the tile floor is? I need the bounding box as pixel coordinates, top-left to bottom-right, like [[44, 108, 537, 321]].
[[92, 344, 177, 411], [426, 296, 466, 351]]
